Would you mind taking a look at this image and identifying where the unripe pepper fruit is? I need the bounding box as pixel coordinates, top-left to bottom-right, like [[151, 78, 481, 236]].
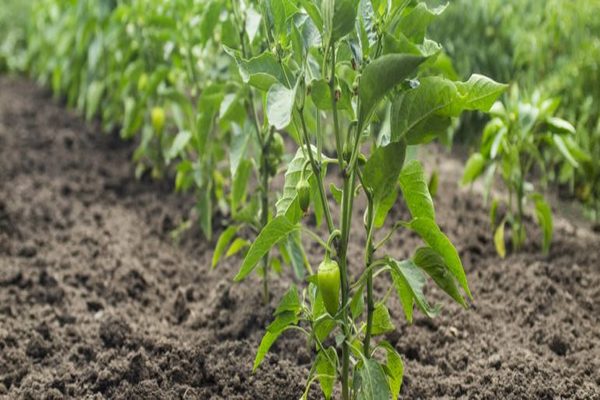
[[318, 256, 340, 315], [296, 179, 311, 213], [151, 107, 165, 134]]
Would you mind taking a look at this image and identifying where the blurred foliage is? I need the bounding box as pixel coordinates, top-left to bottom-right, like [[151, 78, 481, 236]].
[[432, 0, 600, 219], [0, 0, 32, 71]]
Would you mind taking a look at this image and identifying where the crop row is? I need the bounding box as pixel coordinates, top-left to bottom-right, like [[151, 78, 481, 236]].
[[1, 0, 597, 398]]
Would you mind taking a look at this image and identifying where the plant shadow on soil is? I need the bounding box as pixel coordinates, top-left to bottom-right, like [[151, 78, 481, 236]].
[[0, 77, 598, 399]]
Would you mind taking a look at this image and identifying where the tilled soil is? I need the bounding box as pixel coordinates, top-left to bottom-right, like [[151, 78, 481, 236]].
[[0, 76, 598, 399]]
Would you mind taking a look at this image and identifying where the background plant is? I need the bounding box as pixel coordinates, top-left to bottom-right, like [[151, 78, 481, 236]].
[[432, 0, 600, 218], [231, 1, 506, 398], [461, 86, 578, 256]]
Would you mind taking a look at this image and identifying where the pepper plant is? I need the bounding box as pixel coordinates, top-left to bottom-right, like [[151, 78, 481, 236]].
[[232, 1, 506, 398], [462, 87, 578, 256]]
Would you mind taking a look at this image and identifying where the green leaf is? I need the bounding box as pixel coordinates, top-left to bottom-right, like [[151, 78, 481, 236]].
[[380, 341, 403, 398], [428, 169, 439, 198], [393, 2, 447, 43], [553, 134, 579, 168], [225, 238, 250, 258], [212, 226, 237, 268], [235, 216, 299, 281], [322, 0, 358, 42], [224, 47, 287, 91], [286, 230, 308, 280], [371, 303, 395, 336], [275, 285, 301, 315], [276, 146, 333, 223], [494, 220, 506, 259], [407, 217, 472, 299], [232, 159, 253, 213], [363, 141, 407, 202], [390, 77, 457, 144], [546, 117, 575, 134], [359, 54, 426, 126], [350, 285, 365, 319], [165, 130, 192, 163], [461, 152, 486, 185], [532, 195, 553, 254], [399, 160, 435, 220], [354, 359, 391, 400], [85, 80, 104, 120], [374, 188, 398, 228], [455, 74, 508, 112], [315, 347, 338, 400], [388, 258, 439, 322], [391, 75, 506, 144], [254, 311, 298, 371], [413, 247, 466, 307], [267, 83, 296, 130]]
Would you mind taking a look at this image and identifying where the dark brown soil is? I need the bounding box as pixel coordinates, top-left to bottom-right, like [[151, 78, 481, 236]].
[[0, 76, 598, 399]]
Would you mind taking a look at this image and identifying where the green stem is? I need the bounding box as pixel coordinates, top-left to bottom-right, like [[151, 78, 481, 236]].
[[260, 142, 270, 304], [363, 195, 375, 357], [298, 109, 335, 233]]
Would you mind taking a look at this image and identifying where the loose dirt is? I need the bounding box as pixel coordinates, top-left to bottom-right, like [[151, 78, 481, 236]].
[[0, 77, 598, 399]]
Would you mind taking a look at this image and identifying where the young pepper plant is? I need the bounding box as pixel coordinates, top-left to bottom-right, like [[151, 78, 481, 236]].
[[212, 0, 311, 303], [235, 1, 506, 399], [462, 87, 578, 256]]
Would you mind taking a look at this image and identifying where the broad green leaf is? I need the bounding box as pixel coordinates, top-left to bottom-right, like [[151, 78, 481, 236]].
[[374, 188, 398, 228], [212, 226, 237, 268], [299, 0, 323, 32], [224, 47, 287, 91], [276, 146, 333, 222], [391, 75, 506, 144], [461, 152, 486, 185], [392, 2, 447, 43], [275, 285, 301, 315], [359, 54, 426, 127], [371, 303, 395, 336], [286, 230, 309, 280], [379, 341, 403, 398], [399, 160, 435, 220], [388, 258, 438, 322], [254, 311, 298, 370], [363, 141, 407, 202], [350, 285, 365, 319], [407, 218, 472, 299], [235, 216, 299, 281], [553, 134, 579, 168], [532, 195, 553, 254], [225, 238, 250, 257], [315, 347, 338, 400], [354, 359, 391, 400], [166, 130, 192, 163], [413, 247, 466, 307], [390, 77, 457, 144], [322, 0, 358, 42], [245, 7, 262, 42], [232, 159, 253, 213], [267, 83, 296, 130], [546, 117, 575, 134], [494, 220, 506, 259], [330, 183, 343, 205], [455, 74, 508, 112]]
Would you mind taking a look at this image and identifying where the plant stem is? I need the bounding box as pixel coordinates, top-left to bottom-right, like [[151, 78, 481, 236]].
[[363, 195, 375, 357], [260, 141, 270, 304], [298, 110, 335, 233], [327, 39, 352, 400]]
